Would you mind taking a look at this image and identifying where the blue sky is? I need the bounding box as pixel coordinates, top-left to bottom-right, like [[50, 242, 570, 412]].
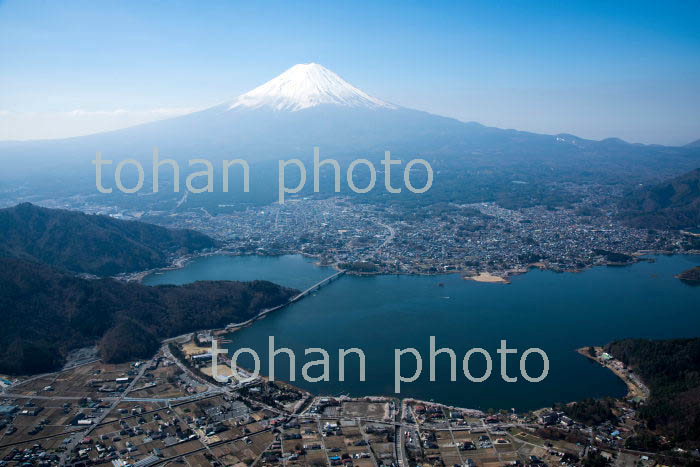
[[1, 0, 699, 144]]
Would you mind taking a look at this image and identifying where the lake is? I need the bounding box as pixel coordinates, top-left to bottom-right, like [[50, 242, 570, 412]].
[[144, 253, 700, 411]]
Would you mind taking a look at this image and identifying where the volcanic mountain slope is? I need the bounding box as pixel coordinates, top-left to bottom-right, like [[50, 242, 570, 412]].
[[0, 203, 218, 276], [1, 63, 698, 183]]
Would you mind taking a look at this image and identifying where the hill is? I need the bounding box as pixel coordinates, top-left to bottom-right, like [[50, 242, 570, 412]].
[[0, 257, 297, 374], [0, 203, 218, 276], [677, 266, 700, 284], [618, 168, 700, 229], [604, 338, 700, 448]]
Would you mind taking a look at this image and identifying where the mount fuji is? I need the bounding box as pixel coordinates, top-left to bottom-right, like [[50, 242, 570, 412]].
[[0, 63, 698, 181], [228, 63, 397, 112]]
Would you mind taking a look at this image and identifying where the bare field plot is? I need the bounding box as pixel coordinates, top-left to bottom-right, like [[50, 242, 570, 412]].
[[341, 401, 390, 420]]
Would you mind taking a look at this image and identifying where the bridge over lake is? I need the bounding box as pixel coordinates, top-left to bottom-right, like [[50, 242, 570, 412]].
[[290, 269, 346, 302]]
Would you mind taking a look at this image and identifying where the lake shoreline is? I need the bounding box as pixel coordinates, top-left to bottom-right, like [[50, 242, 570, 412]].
[[134, 247, 696, 286], [576, 346, 650, 401], [141, 252, 696, 411]]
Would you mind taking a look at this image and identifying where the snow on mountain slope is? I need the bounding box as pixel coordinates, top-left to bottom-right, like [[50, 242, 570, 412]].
[[228, 63, 397, 112]]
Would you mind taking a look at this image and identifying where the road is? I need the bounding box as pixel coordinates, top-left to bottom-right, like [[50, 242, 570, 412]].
[[59, 358, 152, 465], [375, 221, 396, 253]]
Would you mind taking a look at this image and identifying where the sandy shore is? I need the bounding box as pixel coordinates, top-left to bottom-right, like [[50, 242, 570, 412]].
[[464, 272, 510, 284], [576, 346, 649, 401]]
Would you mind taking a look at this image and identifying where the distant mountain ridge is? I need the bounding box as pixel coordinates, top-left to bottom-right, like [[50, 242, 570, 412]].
[[0, 203, 218, 276], [618, 168, 700, 229]]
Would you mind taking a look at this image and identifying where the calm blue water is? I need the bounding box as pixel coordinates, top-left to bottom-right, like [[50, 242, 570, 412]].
[[145, 254, 700, 411], [144, 254, 334, 290]]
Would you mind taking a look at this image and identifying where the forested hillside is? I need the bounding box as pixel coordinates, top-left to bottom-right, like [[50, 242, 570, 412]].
[[0, 203, 218, 276], [618, 169, 700, 229], [0, 258, 296, 374], [605, 338, 700, 447]]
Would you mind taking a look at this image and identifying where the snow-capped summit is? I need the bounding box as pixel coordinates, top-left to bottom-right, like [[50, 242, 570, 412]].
[[229, 63, 397, 112]]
